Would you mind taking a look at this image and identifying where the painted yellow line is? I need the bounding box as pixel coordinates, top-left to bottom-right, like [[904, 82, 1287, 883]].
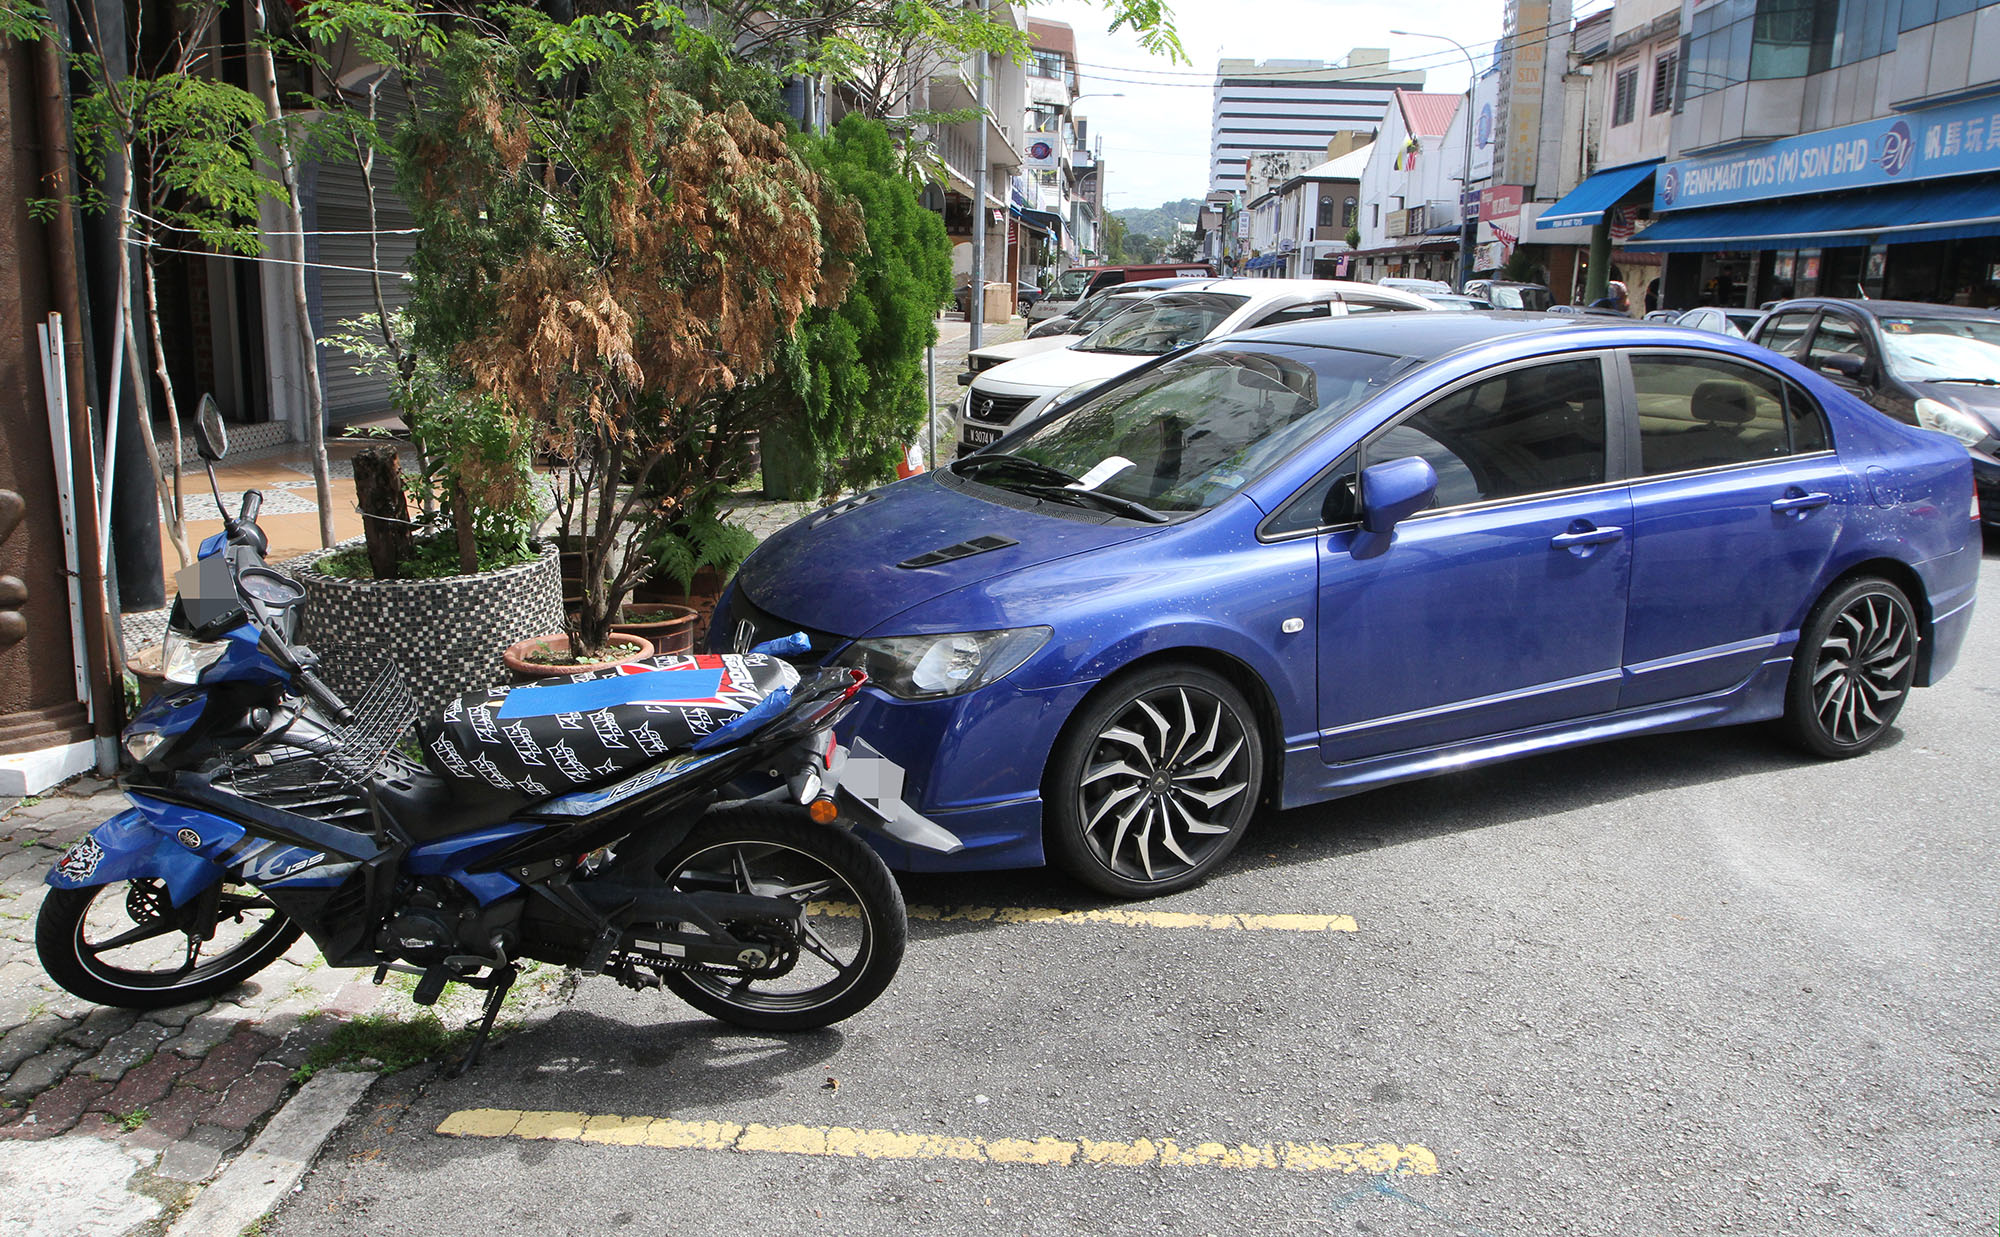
[[814, 902, 1358, 933], [436, 1109, 1434, 1175]]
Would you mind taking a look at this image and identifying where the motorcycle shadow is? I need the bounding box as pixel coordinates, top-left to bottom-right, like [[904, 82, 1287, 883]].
[[447, 1004, 848, 1114]]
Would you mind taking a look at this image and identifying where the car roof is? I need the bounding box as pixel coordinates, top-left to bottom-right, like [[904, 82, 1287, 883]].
[[1229, 309, 1627, 359], [1764, 298, 2000, 321], [1165, 277, 1436, 309], [1113, 277, 1210, 291]]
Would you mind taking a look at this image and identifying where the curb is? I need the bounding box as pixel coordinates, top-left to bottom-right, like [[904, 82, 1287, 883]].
[[165, 1068, 376, 1237]]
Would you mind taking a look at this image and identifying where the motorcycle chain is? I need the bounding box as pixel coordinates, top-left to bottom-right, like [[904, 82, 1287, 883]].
[[607, 938, 798, 989]]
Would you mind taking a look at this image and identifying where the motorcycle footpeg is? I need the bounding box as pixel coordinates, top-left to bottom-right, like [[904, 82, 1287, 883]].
[[580, 925, 622, 976], [411, 965, 451, 1006]]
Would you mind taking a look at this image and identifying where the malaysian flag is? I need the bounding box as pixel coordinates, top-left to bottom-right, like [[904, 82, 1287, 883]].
[[1608, 206, 1636, 243]]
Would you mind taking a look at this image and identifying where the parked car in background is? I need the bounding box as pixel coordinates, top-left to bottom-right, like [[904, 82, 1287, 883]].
[[1379, 276, 1454, 297], [1024, 277, 1211, 339], [1463, 280, 1554, 311], [956, 278, 1437, 456], [1424, 293, 1492, 311], [954, 280, 1043, 317], [1030, 263, 1218, 323], [962, 282, 1200, 387], [1677, 306, 1766, 338], [714, 313, 1977, 896], [1747, 298, 2000, 521]]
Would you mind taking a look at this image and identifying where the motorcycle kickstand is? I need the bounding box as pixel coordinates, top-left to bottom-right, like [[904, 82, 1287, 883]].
[[445, 963, 518, 1079]]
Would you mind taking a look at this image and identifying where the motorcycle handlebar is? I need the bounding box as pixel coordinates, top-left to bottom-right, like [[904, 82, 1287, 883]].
[[290, 663, 355, 725]]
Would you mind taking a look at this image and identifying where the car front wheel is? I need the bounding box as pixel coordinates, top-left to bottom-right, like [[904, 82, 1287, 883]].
[[1780, 576, 1918, 758], [1045, 665, 1264, 898]]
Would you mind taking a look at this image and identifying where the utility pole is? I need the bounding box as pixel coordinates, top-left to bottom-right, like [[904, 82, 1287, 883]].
[[1394, 30, 1480, 290], [969, 0, 989, 351]]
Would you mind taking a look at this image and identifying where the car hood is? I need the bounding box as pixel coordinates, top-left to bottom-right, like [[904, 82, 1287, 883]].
[[970, 346, 1151, 398], [736, 473, 1164, 639], [1910, 380, 2000, 424], [970, 335, 1076, 366]]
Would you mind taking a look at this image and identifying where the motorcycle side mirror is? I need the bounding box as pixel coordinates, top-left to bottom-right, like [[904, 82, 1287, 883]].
[[194, 394, 229, 462]]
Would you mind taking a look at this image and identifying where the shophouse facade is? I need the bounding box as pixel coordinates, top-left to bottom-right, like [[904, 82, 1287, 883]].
[[1352, 91, 1472, 283]]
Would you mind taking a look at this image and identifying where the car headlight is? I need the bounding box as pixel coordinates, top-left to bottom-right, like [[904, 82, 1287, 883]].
[[837, 627, 1051, 700], [163, 630, 229, 685], [1915, 398, 1994, 448]]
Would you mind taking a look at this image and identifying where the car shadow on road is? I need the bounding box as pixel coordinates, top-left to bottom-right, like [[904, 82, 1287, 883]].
[[893, 722, 1896, 925]]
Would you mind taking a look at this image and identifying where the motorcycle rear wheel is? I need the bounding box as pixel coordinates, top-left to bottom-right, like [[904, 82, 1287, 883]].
[[37, 880, 302, 1010], [651, 805, 906, 1032]]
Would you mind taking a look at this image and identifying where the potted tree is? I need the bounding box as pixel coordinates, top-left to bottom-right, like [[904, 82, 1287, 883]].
[[390, 11, 857, 665]]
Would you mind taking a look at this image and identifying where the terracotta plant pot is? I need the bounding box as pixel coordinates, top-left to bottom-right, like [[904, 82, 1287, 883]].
[[502, 631, 656, 680], [632, 567, 728, 648], [608, 602, 698, 654]]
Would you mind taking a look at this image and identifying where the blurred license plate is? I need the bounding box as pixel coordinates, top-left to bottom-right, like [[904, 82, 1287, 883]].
[[964, 425, 1001, 447]]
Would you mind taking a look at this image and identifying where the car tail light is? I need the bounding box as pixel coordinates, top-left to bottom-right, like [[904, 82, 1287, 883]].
[[1973, 490, 1982, 523]]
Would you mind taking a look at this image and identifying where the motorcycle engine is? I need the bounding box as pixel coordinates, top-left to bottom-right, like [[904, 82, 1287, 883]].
[[381, 881, 476, 965]]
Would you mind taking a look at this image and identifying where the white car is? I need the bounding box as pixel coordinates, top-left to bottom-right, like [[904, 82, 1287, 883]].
[[1379, 276, 1455, 297], [958, 286, 1184, 386], [957, 278, 1437, 457]]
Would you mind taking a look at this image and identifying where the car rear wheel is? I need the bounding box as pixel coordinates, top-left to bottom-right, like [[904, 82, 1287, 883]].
[[1045, 665, 1263, 898], [1780, 576, 1917, 759]]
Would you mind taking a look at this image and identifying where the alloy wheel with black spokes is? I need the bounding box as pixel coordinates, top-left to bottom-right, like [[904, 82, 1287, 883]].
[[37, 878, 302, 1009], [1782, 576, 1918, 759], [1046, 664, 1264, 897]]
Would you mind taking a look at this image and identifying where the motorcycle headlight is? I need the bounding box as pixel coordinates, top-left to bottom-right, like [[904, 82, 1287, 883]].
[[163, 630, 229, 685], [837, 627, 1051, 700], [1915, 398, 1994, 449]]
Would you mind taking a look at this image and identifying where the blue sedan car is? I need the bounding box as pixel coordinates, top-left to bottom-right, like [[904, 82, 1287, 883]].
[[713, 315, 1978, 897]]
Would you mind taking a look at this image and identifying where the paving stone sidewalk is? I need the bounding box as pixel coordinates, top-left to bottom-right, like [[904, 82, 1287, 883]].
[[0, 779, 571, 1234]]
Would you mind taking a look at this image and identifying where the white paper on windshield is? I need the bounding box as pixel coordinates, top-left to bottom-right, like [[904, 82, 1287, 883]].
[[1070, 456, 1135, 491]]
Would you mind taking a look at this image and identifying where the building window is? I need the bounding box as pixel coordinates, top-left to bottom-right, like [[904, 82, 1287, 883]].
[[1031, 50, 1065, 80], [1612, 65, 1639, 126], [1371, 203, 1379, 228], [1651, 51, 1678, 114], [1343, 197, 1357, 227], [1318, 196, 1334, 227]]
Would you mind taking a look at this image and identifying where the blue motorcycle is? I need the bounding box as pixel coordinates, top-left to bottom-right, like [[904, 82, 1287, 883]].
[[36, 402, 905, 1068]]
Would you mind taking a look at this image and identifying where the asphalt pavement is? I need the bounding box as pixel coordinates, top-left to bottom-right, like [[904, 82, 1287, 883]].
[[248, 547, 2000, 1235]]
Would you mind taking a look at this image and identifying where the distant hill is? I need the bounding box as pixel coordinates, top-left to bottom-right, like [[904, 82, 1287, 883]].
[[1110, 198, 1204, 239]]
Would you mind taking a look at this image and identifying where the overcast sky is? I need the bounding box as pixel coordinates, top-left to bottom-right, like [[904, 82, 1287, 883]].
[[1030, 0, 1527, 212]]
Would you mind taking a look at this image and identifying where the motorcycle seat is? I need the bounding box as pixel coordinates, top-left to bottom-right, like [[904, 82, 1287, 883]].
[[419, 652, 801, 796]]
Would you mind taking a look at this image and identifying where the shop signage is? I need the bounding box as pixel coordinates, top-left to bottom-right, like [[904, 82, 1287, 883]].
[[1654, 95, 2000, 212], [1480, 184, 1526, 222], [1023, 132, 1060, 170], [1386, 208, 1410, 237]]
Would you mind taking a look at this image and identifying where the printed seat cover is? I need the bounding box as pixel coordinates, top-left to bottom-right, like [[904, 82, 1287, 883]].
[[421, 653, 801, 797]]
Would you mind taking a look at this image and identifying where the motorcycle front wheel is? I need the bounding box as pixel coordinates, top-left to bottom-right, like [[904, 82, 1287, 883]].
[[37, 879, 302, 1009], [651, 805, 907, 1032]]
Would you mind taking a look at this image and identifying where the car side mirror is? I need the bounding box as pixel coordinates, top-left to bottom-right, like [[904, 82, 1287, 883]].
[[1818, 353, 1866, 381], [193, 394, 228, 462], [1359, 456, 1438, 534]]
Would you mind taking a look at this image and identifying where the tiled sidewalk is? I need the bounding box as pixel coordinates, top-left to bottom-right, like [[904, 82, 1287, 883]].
[[0, 782, 569, 1230]]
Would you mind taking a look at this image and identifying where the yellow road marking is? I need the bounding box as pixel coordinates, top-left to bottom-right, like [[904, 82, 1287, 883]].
[[814, 902, 1358, 932], [437, 1109, 1434, 1175]]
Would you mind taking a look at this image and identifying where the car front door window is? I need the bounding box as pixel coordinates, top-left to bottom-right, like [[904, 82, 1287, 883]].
[[1759, 311, 1817, 359]]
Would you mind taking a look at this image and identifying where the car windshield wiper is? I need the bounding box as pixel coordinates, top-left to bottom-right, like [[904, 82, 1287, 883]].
[[1924, 376, 2000, 386], [1011, 482, 1170, 524], [951, 454, 1083, 486]]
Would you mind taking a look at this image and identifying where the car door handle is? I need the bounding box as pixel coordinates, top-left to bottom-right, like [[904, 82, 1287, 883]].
[[1550, 523, 1625, 555], [1771, 491, 1832, 515]]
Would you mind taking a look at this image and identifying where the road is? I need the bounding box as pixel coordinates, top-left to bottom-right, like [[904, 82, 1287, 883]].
[[268, 549, 2000, 1237]]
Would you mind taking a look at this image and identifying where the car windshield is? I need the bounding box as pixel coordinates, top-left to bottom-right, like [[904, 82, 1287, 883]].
[[1876, 317, 2000, 382], [1051, 270, 1092, 298], [1489, 285, 1552, 311], [989, 344, 1406, 515], [1072, 293, 1248, 355], [1071, 291, 1151, 330]]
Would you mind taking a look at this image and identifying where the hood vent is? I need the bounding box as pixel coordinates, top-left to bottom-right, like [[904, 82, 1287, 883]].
[[897, 534, 1018, 570], [806, 493, 879, 530]]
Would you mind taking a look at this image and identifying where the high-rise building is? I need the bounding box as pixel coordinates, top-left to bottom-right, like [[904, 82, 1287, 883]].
[[1208, 51, 1427, 194]]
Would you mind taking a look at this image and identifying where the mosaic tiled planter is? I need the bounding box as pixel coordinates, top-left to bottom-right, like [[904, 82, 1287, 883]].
[[292, 541, 564, 717]]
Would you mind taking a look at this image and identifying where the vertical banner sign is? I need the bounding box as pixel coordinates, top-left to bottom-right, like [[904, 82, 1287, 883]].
[[1498, 0, 1550, 190]]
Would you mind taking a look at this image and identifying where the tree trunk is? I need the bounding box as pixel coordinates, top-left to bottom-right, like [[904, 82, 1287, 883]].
[[112, 164, 188, 569], [448, 479, 477, 574], [249, 0, 335, 549], [352, 445, 410, 579], [141, 249, 191, 566]]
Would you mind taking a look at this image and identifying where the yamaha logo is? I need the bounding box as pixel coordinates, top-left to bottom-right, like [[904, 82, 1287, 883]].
[[733, 619, 757, 654], [177, 828, 202, 849]]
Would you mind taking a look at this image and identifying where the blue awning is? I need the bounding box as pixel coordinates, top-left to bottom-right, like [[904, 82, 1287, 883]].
[[1535, 160, 1661, 231], [1625, 177, 2000, 251], [1243, 253, 1285, 270], [1012, 206, 1062, 239]]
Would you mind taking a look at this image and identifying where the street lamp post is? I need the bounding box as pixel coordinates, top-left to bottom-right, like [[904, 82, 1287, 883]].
[[1392, 30, 1479, 291]]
